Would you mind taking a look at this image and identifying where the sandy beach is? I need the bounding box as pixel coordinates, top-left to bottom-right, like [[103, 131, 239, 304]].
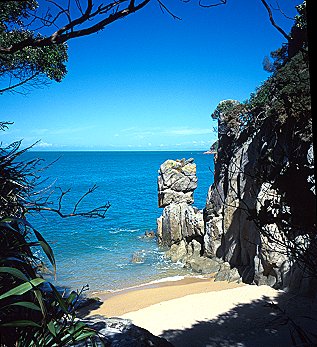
[[84, 276, 317, 346], [89, 276, 243, 317]]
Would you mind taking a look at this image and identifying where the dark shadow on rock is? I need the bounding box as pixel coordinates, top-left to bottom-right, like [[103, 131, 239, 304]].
[[76, 297, 103, 318], [160, 291, 317, 347], [75, 315, 174, 347]]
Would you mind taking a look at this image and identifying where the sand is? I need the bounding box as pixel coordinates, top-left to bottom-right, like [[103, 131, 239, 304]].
[[89, 276, 243, 317], [87, 276, 317, 346], [120, 284, 279, 335]]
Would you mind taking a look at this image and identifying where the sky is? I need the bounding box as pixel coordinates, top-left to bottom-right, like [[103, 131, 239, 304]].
[[1, 0, 301, 151]]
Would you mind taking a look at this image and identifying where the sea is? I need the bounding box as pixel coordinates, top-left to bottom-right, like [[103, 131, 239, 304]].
[[24, 151, 214, 293]]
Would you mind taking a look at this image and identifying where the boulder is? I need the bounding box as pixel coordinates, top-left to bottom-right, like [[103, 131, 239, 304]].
[[158, 159, 197, 207], [72, 316, 173, 347]]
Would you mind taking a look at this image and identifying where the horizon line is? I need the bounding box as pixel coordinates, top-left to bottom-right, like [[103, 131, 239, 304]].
[[28, 149, 213, 153]]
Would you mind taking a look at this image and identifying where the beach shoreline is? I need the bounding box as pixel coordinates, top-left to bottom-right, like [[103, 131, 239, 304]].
[[87, 274, 243, 317], [81, 275, 317, 346], [86, 274, 279, 319]]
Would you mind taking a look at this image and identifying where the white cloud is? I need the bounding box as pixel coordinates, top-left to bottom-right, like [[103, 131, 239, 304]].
[[35, 142, 53, 148], [119, 126, 211, 138]]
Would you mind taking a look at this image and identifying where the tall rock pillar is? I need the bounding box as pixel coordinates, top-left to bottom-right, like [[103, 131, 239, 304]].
[[156, 158, 204, 262]]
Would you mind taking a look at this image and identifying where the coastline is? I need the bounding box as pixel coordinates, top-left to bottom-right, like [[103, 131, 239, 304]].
[[83, 275, 317, 346], [87, 275, 240, 317], [84, 276, 297, 346]]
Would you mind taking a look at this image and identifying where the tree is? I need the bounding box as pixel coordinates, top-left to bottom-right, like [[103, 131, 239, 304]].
[[0, 0, 308, 94], [0, 1, 68, 93], [0, 0, 151, 93]]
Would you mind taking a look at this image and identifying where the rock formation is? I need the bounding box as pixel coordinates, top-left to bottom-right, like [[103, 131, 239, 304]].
[[157, 158, 227, 275], [157, 105, 316, 293], [203, 105, 316, 294], [156, 31, 316, 295], [73, 316, 173, 346], [157, 159, 203, 258], [157, 158, 198, 208]]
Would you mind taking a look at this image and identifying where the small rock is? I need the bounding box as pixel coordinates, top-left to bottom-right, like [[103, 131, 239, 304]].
[[131, 251, 144, 264], [144, 230, 155, 238]]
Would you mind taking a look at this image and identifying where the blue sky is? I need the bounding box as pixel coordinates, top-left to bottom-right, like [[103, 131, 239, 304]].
[[1, 0, 300, 151]]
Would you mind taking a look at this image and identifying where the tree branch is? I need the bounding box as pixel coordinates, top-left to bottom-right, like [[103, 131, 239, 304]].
[[259, 0, 291, 42], [199, 0, 226, 9], [28, 185, 111, 219], [0, 0, 151, 55], [0, 72, 40, 94]]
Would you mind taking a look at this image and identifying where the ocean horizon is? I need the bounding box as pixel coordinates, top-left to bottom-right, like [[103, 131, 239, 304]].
[[24, 151, 214, 292]]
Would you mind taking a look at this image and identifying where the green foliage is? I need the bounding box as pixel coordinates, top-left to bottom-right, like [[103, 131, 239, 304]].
[[0, 132, 104, 346], [262, 1, 307, 74], [262, 45, 288, 73], [250, 50, 310, 127], [294, 1, 307, 30], [211, 99, 240, 120], [211, 99, 253, 136], [0, 1, 37, 25], [0, 219, 100, 346], [213, 1, 310, 136], [0, 1, 68, 93]]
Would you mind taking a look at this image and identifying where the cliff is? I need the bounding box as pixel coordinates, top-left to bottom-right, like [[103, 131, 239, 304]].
[[203, 43, 316, 295], [157, 48, 316, 295], [204, 101, 315, 294]]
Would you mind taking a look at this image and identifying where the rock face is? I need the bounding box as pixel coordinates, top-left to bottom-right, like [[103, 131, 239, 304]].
[[203, 102, 316, 295], [157, 159, 206, 265], [158, 158, 197, 207], [73, 316, 173, 347], [157, 107, 316, 295]]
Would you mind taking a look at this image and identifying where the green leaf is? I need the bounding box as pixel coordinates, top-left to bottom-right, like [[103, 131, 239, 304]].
[[0, 217, 15, 223], [60, 322, 90, 343], [66, 291, 77, 305], [0, 320, 41, 327], [47, 321, 57, 337], [73, 329, 96, 341], [0, 266, 29, 282], [33, 229, 56, 275], [0, 277, 45, 300], [10, 301, 41, 311], [48, 283, 68, 314], [34, 288, 47, 317], [1, 217, 34, 229], [66, 321, 86, 336]]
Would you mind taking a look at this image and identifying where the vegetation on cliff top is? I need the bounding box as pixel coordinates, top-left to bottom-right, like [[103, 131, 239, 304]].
[[211, 1, 310, 134], [211, 1, 316, 281]]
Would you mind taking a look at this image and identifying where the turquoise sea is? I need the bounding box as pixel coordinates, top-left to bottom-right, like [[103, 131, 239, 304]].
[[25, 151, 214, 293]]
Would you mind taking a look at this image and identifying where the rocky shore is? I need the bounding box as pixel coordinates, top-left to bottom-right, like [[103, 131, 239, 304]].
[[156, 158, 240, 282], [156, 103, 316, 296]]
